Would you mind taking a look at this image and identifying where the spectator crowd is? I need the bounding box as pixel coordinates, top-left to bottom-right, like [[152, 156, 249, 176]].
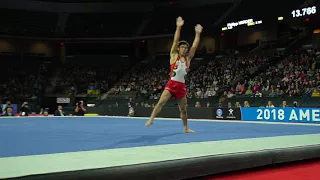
[[54, 58, 130, 95], [0, 58, 52, 101], [109, 47, 320, 100], [1, 46, 319, 114]]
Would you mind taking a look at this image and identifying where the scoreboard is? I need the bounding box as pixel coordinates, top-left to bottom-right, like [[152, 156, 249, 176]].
[[291, 6, 317, 18]]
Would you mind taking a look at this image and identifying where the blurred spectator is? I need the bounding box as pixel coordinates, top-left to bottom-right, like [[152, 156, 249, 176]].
[[128, 105, 134, 117], [311, 89, 320, 97], [3, 107, 15, 116], [2, 101, 12, 114], [266, 101, 275, 108], [195, 101, 201, 108], [20, 102, 31, 116], [243, 101, 250, 107], [55, 105, 66, 116], [235, 102, 241, 108], [255, 91, 262, 97], [281, 101, 288, 107], [75, 100, 86, 116], [43, 111, 49, 116]]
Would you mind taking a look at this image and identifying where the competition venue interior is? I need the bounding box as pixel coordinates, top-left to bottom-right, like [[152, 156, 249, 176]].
[[0, 0, 320, 179]]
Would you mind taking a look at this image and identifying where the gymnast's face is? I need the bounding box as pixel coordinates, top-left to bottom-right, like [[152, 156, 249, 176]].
[[177, 44, 188, 56]]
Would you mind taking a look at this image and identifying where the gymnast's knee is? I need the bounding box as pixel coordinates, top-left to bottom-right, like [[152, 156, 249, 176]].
[[180, 107, 187, 115]]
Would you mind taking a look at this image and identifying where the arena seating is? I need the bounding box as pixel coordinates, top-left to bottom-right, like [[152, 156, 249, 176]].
[[0, 54, 57, 112], [0, 1, 318, 110], [248, 48, 320, 98], [54, 55, 131, 95], [104, 43, 319, 107], [108, 52, 270, 97]]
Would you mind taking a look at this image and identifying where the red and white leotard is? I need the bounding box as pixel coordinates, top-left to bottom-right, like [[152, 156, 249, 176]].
[[164, 56, 189, 99]]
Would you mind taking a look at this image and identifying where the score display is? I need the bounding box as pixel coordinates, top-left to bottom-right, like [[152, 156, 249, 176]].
[[291, 6, 316, 18], [223, 18, 262, 31]]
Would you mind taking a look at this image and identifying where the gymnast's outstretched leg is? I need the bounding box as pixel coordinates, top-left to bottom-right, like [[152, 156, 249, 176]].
[[145, 90, 171, 126]]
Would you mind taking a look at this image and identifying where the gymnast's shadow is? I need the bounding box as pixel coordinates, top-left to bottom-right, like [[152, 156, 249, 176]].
[[109, 133, 181, 148]]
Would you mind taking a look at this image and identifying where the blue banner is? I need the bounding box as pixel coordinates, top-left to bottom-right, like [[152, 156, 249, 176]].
[[240, 108, 320, 123]]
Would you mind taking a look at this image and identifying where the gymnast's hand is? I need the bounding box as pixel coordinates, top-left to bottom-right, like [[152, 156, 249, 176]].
[[176, 16, 184, 27], [195, 24, 203, 34]]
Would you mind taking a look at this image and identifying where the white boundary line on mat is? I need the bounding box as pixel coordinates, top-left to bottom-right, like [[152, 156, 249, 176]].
[[107, 116, 320, 126], [1, 115, 320, 126]]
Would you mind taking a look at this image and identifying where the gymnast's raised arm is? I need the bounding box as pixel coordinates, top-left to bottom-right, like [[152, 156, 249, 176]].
[[188, 24, 203, 61], [170, 17, 184, 64]]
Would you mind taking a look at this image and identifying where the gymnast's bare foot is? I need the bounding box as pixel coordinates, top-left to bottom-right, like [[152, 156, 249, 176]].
[[145, 119, 153, 127], [184, 129, 195, 133]]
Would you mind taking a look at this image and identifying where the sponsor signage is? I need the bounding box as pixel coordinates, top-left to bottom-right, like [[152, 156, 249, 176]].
[[56, 98, 70, 104], [213, 108, 241, 120], [241, 108, 320, 123]]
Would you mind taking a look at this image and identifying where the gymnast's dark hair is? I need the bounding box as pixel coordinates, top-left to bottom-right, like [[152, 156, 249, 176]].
[[178, 40, 190, 47]]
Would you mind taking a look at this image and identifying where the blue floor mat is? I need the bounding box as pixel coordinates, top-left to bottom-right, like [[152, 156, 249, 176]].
[[1, 117, 319, 157]]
